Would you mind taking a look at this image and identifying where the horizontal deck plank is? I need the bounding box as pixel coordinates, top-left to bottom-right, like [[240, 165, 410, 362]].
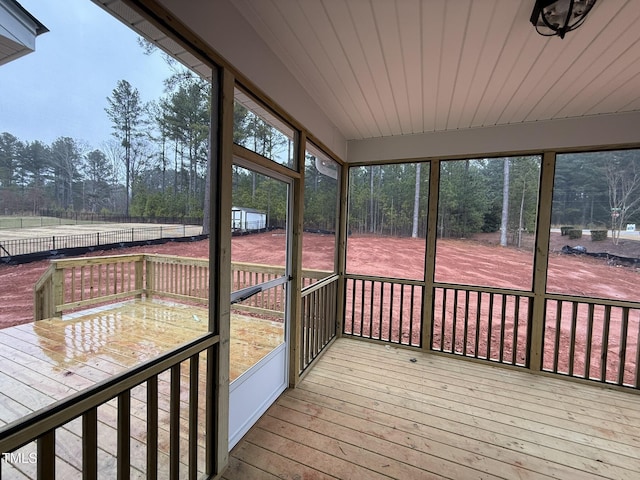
[[342, 339, 640, 418], [289, 381, 635, 479], [228, 440, 328, 479], [221, 456, 281, 480], [244, 426, 396, 480], [306, 364, 640, 460], [321, 347, 640, 439], [227, 338, 640, 480], [318, 343, 640, 464], [263, 403, 511, 480]]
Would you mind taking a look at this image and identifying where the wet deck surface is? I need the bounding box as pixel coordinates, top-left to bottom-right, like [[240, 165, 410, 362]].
[[0, 300, 284, 480], [0, 300, 283, 426]]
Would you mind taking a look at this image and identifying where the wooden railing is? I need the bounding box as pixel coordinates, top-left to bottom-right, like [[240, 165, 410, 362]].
[[431, 285, 532, 367], [34, 254, 146, 320], [300, 274, 339, 374], [543, 295, 640, 388], [343, 275, 423, 347], [23, 255, 334, 476], [34, 254, 330, 321], [343, 273, 640, 390], [147, 255, 209, 304], [0, 333, 218, 479]]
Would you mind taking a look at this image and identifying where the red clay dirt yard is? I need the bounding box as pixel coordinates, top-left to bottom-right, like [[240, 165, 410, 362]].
[[2, 231, 639, 328]]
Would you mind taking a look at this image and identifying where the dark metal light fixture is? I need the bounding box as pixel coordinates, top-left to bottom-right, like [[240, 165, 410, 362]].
[[530, 0, 598, 39]]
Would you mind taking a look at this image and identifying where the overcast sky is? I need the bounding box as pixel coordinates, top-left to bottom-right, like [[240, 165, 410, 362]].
[[0, 0, 172, 148]]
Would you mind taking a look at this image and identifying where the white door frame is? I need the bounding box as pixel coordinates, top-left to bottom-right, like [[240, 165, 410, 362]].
[[228, 156, 294, 448]]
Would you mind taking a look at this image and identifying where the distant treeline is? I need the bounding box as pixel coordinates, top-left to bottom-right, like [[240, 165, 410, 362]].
[[347, 149, 640, 246]]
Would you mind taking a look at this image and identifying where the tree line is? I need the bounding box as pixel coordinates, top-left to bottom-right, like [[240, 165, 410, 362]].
[[348, 150, 640, 246], [0, 52, 211, 222], [3, 36, 638, 246], [349, 157, 541, 246], [0, 133, 122, 216]]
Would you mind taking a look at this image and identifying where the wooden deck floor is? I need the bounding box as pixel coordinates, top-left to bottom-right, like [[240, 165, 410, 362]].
[[224, 338, 640, 480], [0, 299, 283, 479]]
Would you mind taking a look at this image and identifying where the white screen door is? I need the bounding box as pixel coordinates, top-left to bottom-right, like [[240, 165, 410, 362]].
[[228, 161, 292, 447]]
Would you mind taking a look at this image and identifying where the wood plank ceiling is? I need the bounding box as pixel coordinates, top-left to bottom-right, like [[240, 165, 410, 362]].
[[231, 0, 640, 141]]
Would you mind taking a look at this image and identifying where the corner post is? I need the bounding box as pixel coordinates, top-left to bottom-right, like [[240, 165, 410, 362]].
[[289, 132, 306, 387], [135, 256, 144, 299], [145, 256, 154, 300], [422, 160, 440, 351], [335, 161, 349, 339], [207, 66, 233, 476], [529, 151, 555, 371]]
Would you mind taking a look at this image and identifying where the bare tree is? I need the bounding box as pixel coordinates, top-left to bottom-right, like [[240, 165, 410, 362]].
[[103, 140, 126, 212], [606, 153, 640, 245]]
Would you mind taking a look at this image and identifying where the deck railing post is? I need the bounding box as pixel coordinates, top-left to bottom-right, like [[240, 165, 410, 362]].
[[52, 266, 64, 318], [37, 430, 55, 480], [147, 257, 156, 301], [528, 152, 555, 371], [135, 256, 144, 299]]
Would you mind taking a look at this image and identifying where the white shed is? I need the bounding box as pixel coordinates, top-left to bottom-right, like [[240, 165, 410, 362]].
[[231, 207, 266, 233]]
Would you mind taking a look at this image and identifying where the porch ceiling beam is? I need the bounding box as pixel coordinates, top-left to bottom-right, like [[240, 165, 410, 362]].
[[347, 111, 640, 164]]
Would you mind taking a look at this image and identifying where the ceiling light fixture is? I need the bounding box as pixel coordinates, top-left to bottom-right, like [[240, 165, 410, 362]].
[[530, 0, 597, 39]]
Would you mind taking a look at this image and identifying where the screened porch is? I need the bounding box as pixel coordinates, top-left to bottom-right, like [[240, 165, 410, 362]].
[[2, 0, 640, 479]]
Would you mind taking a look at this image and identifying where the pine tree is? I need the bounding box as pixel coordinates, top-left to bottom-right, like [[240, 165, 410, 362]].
[[105, 79, 145, 216]]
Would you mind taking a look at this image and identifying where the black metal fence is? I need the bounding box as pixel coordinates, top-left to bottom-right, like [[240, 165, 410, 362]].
[[0, 226, 205, 263]]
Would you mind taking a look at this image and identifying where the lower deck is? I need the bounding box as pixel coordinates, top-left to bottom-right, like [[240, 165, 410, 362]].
[[0, 300, 282, 478], [224, 338, 640, 480]]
